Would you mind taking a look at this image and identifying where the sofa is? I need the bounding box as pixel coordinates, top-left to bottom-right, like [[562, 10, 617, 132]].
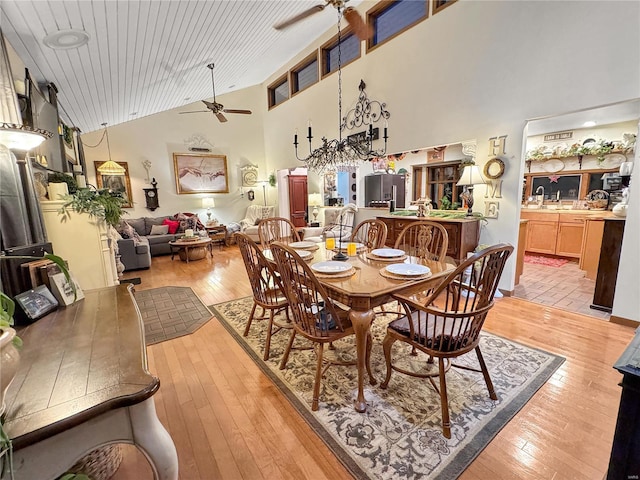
[[116, 213, 205, 271], [302, 203, 357, 243]]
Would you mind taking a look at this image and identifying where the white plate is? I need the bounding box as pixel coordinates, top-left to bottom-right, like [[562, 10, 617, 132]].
[[385, 263, 431, 277], [600, 153, 626, 169], [542, 158, 565, 173], [294, 249, 314, 259], [335, 242, 365, 251], [289, 241, 317, 249], [371, 248, 405, 258], [311, 261, 353, 274]]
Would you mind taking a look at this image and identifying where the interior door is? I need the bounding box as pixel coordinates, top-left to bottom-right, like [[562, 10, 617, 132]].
[[288, 175, 308, 227]]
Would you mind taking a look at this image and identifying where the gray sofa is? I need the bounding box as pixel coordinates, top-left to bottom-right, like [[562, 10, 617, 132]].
[[117, 215, 204, 271]]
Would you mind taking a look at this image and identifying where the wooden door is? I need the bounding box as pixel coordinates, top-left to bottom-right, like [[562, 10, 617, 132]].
[[288, 175, 308, 227], [525, 221, 558, 255], [555, 221, 585, 258]]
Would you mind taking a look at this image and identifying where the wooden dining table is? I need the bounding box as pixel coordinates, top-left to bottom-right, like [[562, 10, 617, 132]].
[[265, 243, 457, 412]]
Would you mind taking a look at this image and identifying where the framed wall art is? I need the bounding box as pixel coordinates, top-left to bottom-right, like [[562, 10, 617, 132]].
[[173, 153, 229, 194], [94, 161, 133, 208]]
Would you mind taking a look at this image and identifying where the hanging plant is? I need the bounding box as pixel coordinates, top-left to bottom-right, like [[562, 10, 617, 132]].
[[58, 188, 127, 228], [268, 172, 277, 187], [62, 124, 74, 148]]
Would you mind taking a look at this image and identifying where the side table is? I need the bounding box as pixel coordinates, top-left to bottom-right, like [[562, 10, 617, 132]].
[[207, 224, 228, 249]]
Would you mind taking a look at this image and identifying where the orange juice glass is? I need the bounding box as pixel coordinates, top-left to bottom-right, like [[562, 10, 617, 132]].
[[347, 242, 357, 256], [325, 237, 336, 250]]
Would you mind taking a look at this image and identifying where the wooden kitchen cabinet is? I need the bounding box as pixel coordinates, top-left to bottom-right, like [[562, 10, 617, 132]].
[[555, 214, 588, 258], [522, 211, 559, 255], [580, 218, 606, 279], [378, 215, 480, 262]]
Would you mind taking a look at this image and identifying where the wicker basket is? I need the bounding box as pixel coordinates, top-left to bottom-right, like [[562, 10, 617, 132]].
[[68, 445, 122, 480]]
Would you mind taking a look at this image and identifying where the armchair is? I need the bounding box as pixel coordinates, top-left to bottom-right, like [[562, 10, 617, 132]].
[[239, 205, 275, 243], [301, 203, 357, 243]]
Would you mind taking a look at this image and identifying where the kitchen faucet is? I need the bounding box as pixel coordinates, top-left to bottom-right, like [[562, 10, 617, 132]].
[[535, 186, 545, 205]]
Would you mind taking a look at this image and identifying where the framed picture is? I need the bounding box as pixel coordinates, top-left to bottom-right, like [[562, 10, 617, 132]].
[[173, 153, 229, 194], [49, 271, 85, 306], [14, 285, 59, 321], [372, 157, 388, 173], [94, 161, 133, 208]]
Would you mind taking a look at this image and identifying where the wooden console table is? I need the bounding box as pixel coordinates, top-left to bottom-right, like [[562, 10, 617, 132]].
[[378, 215, 480, 262], [4, 285, 178, 480]]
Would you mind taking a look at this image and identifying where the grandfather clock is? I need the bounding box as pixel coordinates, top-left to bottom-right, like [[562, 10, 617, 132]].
[[143, 178, 159, 211]]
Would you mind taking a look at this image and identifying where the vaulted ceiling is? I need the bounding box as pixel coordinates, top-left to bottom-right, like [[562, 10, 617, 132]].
[[1, 0, 363, 133]]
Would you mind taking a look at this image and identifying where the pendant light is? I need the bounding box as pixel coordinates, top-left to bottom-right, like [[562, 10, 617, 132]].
[[96, 122, 125, 175]]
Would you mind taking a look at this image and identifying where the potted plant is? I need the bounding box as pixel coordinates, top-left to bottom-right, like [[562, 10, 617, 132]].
[[58, 188, 127, 228]]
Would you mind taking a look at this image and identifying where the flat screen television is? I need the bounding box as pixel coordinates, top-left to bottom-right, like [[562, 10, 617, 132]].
[[28, 75, 65, 173]]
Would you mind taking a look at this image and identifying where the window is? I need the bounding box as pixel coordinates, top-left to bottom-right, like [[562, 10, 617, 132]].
[[291, 54, 319, 95], [322, 32, 360, 76], [432, 0, 458, 16], [413, 161, 463, 209], [368, 0, 428, 50], [267, 75, 289, 109]]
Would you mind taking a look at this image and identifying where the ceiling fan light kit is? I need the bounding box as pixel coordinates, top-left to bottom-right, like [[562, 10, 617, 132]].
[[179, 63, 252, 123]]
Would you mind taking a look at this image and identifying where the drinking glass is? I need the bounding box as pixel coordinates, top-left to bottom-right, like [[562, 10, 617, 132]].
[[347, 242, 357, 256], [325, 237, 336, 250]]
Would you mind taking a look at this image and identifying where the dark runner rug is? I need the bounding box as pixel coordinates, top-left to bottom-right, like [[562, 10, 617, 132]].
[[135, 286, 212, 345], [210, 296, 565, 480]]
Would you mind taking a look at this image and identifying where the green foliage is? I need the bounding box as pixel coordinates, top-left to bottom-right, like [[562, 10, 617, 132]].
[[58, 189, 127, 228], [440, 196, 460, 210], [48, 172, 78, 194], [268, 172, 277, 187]]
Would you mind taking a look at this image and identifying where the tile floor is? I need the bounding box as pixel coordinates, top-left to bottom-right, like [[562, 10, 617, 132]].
[[512, 257, 611, 320]]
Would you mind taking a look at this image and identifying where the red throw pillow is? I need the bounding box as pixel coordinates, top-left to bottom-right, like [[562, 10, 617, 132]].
[[163, 218, 179, 234]]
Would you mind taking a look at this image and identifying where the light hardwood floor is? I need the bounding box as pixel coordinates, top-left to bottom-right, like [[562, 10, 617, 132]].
[[112, 246, 635, 480]]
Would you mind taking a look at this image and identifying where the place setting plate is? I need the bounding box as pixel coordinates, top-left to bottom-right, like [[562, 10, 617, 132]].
[[367, 248, 407, 262], [294, 249, 314, 260], [289, 241, 319, 251], [311, 261, 356, 279], [379, 262, 431, 281]]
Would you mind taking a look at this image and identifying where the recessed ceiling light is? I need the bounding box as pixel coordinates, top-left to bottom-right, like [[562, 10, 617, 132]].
[[228, 84, 235, 89], [43, 29, 90, 50], [183, 97, 191, 101], [583, 121, 597, 127], [130, 112, 138, 116]]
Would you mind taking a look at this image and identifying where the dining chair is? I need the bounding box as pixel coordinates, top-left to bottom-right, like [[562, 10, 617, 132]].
[[394, 220, 449, 261], [236, 233, 291, 361], [351, 219, 388, 250], [270, 241, 375, 411], [380, 243, 514, 438], [258, 217, 301, 247]]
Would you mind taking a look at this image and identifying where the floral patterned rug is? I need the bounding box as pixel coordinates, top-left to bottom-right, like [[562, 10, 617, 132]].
[[210, 297, 564, 480]]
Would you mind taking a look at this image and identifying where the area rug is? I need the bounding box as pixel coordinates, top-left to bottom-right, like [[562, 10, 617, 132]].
[[210, 297, 564, 480], [135, 286, 212, 345], [524, 254, 570, 267]]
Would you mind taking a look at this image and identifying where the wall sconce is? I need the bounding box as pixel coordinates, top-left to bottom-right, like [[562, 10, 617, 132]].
[[456, 164, 486, 216]]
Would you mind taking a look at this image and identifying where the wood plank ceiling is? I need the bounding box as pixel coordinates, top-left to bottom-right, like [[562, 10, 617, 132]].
[[1, 0, 361, 133]]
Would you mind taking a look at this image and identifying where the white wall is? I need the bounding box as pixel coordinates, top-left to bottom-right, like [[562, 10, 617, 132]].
[[80, 85, 267, 226], [260, 0, 639, 320]]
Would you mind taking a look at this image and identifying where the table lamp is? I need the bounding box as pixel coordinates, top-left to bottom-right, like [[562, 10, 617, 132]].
[[456, 165, 485, 216], [202, 197, 215, 224], [308, 193, 323, 223]]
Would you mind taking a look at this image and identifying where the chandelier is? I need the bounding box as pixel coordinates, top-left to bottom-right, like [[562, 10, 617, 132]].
[[294, 6, 388, 173], [96, 122, 126, 175]]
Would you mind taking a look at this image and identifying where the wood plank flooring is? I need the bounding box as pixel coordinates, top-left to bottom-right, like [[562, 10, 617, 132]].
[[112, 246, 635, 480]]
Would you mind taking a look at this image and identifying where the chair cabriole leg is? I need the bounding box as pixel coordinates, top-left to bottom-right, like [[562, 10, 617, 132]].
[[380, 334, 396, 389]]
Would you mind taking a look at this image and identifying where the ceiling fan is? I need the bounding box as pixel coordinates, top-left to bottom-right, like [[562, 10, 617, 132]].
[[274, 0, 373, 41], [179, 63, 252, 123]]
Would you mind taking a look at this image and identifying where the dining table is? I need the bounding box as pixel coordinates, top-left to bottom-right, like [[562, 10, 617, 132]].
[[265, 242, 457, 413]]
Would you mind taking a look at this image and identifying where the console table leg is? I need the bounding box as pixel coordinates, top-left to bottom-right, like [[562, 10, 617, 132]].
[[129, 398, 179, 480]]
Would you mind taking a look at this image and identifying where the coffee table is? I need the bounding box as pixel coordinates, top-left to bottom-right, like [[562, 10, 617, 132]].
[[169, 237, 212, 262]]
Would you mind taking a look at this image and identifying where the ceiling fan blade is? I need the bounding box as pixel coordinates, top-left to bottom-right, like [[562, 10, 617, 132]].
[[223, 109, 252, 115], [179, 110, 210, 114], [273, 4, 326, 30], [216, 112, 228, 123], [343, 7, 373, 41]]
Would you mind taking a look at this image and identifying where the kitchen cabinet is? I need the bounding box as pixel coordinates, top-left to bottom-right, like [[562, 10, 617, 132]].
[[378, 215, 480, 262], [591, 218, 625, 312], [520, 210, 588, 258], [580, 218, 606, 280]]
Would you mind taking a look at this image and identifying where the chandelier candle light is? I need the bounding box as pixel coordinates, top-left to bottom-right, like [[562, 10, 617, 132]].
[[456, 165, 486, 216], [293, 7, 388, 173]]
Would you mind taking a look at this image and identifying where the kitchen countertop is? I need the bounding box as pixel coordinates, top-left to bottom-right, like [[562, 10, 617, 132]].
[[520, 208, 614, 218]]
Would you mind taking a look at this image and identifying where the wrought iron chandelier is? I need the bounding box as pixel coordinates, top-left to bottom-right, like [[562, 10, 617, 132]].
[[294, 6, 388, 173]]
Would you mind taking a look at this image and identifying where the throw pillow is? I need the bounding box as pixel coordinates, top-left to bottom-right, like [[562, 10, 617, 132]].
[[150, 224, 169, 235], [178, 216, 198, 233], [120, 222, 141, 241], [162, 218, 180, 234]]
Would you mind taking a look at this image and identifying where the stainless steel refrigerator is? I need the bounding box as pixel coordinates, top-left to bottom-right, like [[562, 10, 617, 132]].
[[364, 174, 406, 208]]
